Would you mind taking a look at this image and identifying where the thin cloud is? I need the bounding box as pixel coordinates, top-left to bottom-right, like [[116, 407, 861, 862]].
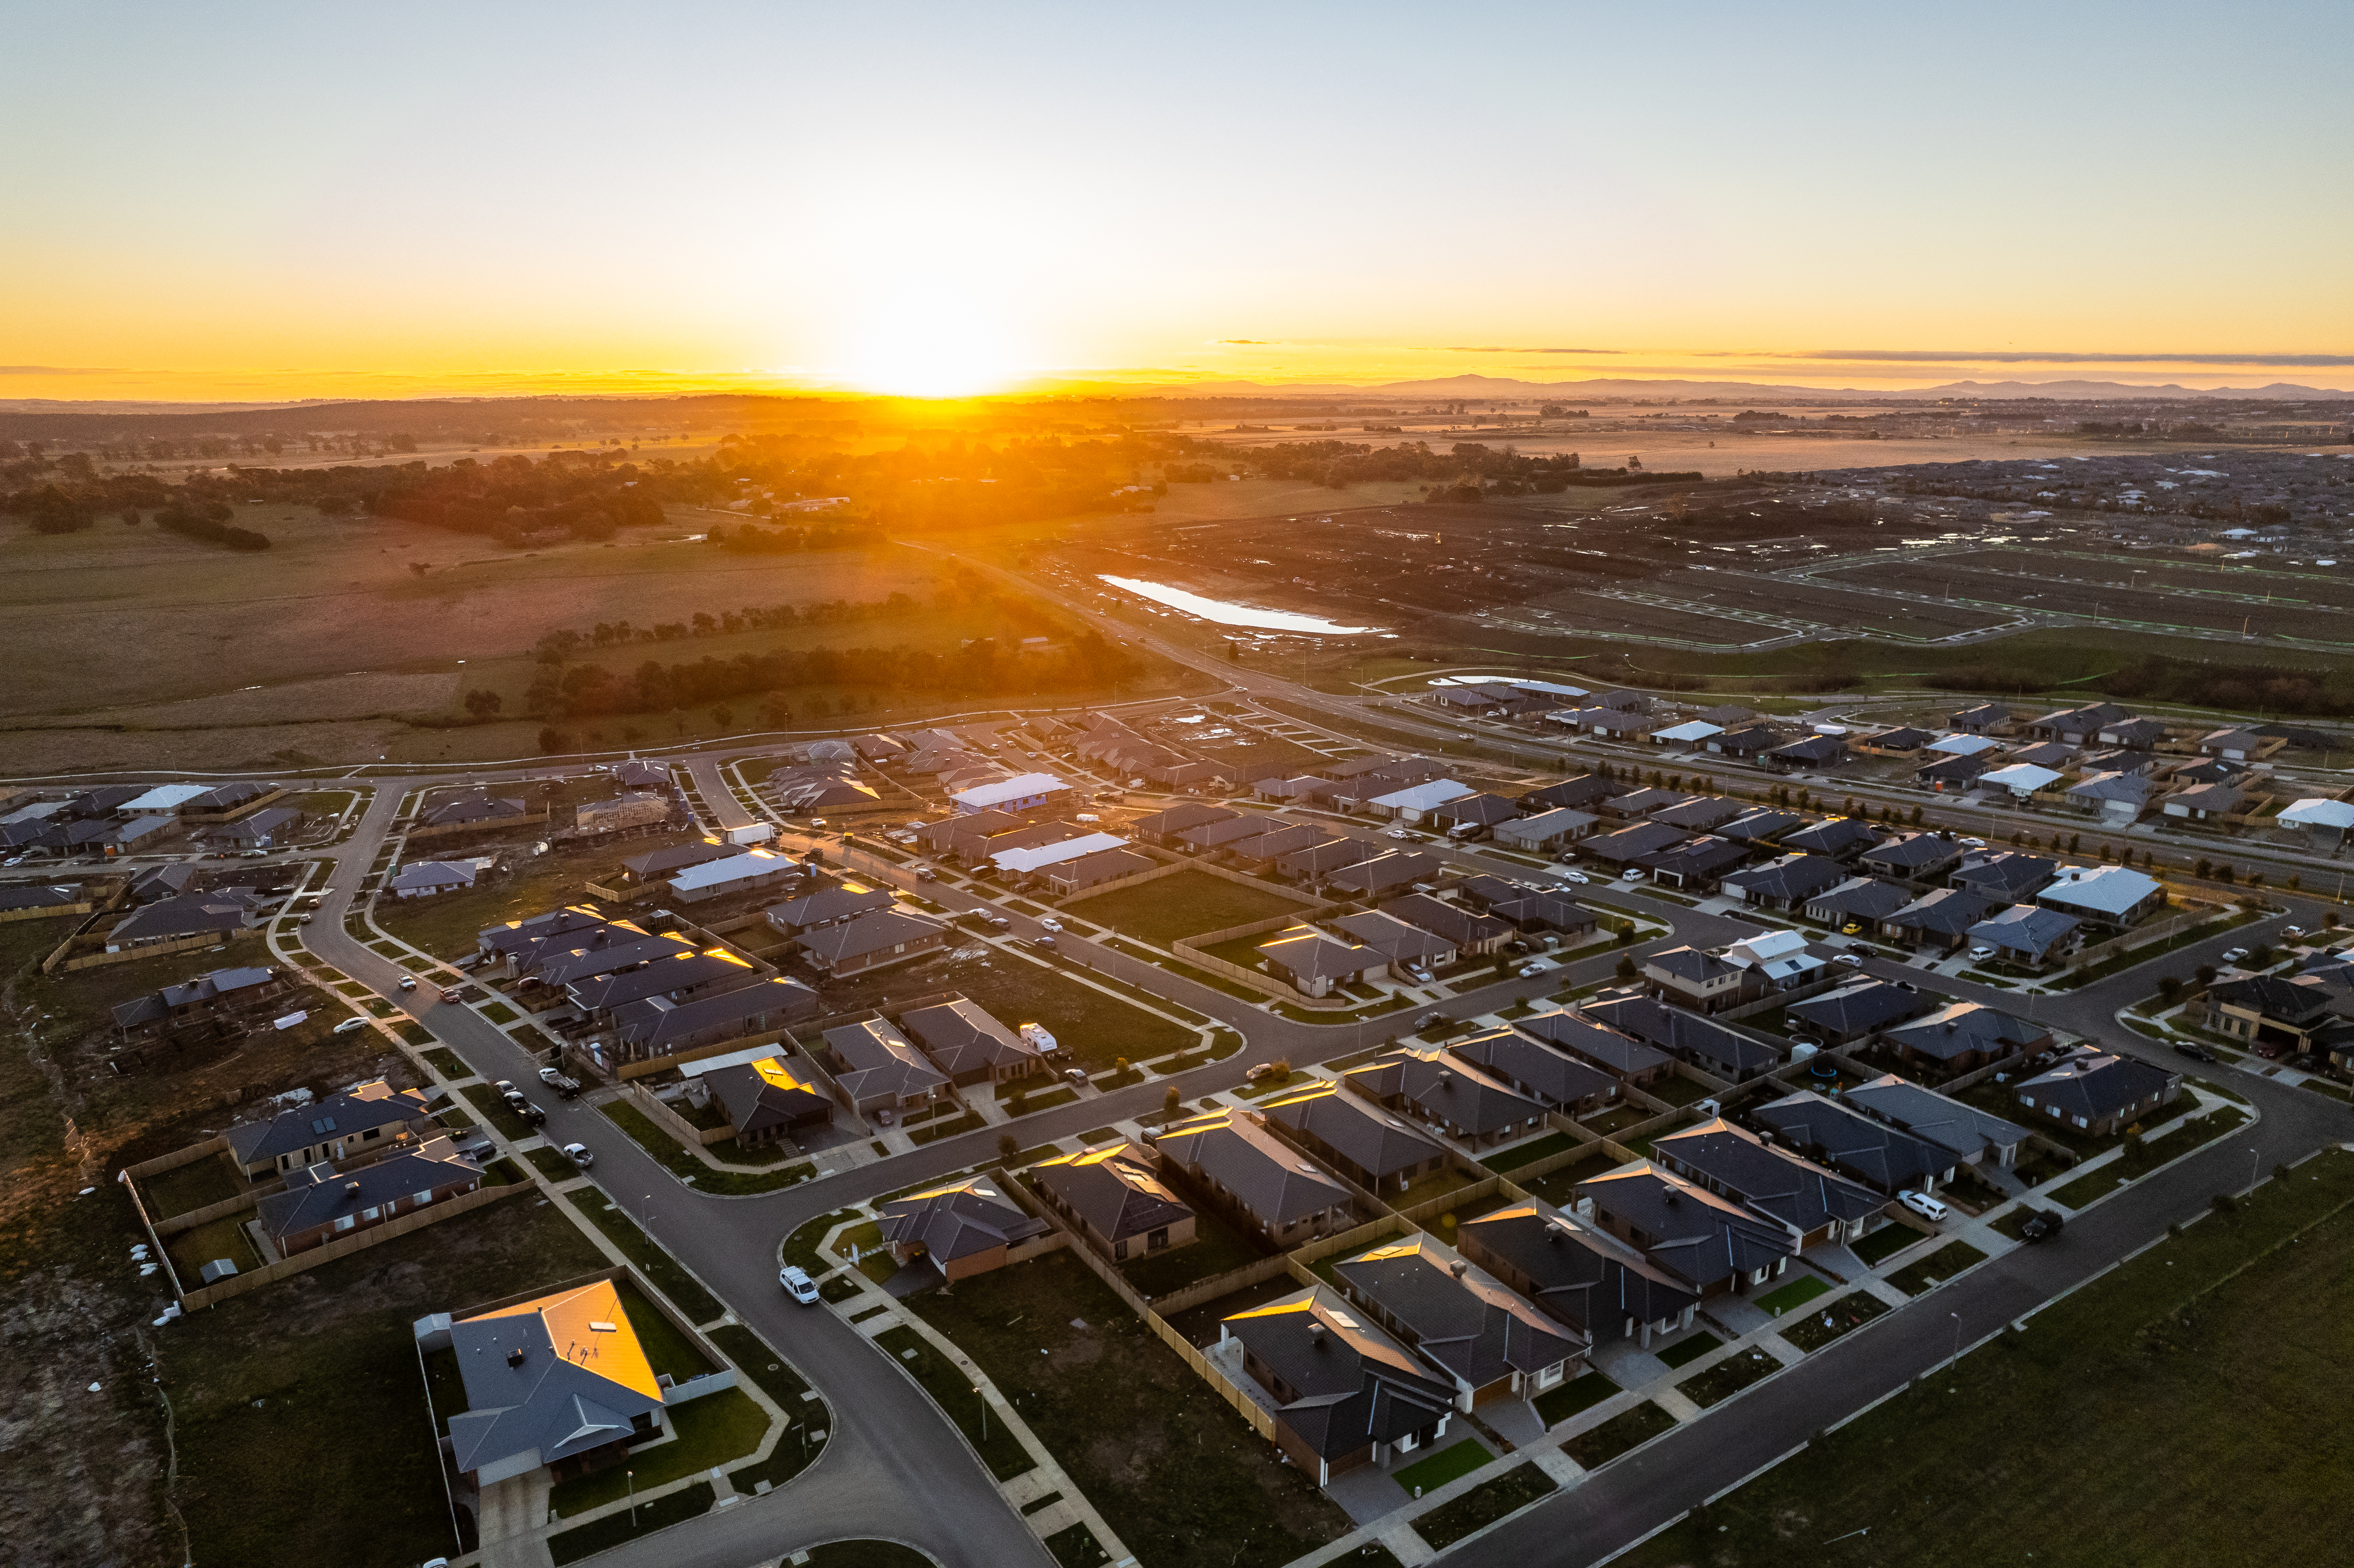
[[1439, 346, 1620, 355], [1801, 350, 2354, 367]]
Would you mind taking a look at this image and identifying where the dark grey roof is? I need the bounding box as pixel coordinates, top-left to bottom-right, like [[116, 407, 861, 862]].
[[1966, 905, 2080, 959], [1651, 1120, 1882, 1235], [611, 976, 819, 1051], [1518, 1009, 1673, 1078], [900, 998, 1040, 1077], [1344, 1048, 1547, 1137], [823, 1018, 951, 1103], [107, 889, 264, 945], [1721, 853, 1848, 904], [1322, 850, 1445, 894], [1749, 1092, 1953, 1192], [1487, 891, 1596, 932], [1605, 787, 1694, 818], [1786, 980, 1931, 1040], [1651, 796, 1746, 831], [565, 951, 759, 1012], [1456, 1206, 1696, 1336], [1032, 1144, 1194, 1244], [1860, 727, 1936, 750], [1519, 776, 1617, 812], [1842, 1074, 2028, 1161], [1379, 893, 1513, 951], [1576, 1166, 1796, 1291], [1860, 833, 1964, 873], [1446, 1028, 1619, 1110], [481, 905, 617, 958], [1222, 1291, 1457, 1459], [1883, 1001, 2046, 1063], [1769, 735, 1846, 764], [1278, 836, 1376, 877], [2013, 1050, 2178, 1123], [532, 930, 701, 987], [1887, 887, 1998, 938], [423, 793, 526, 827], [445, 1278, 667, 1477], [1717, 808, 1809, 844], [224, 1082, 432, 1165], [1583, 820, 1689, 864], [256, 1137, 478, 1242], [1334, 910, 1455, 964], [1641, 836, 1750, 881], [1262, 1086, 1447, 1183], [878, 1178, 1049, 1263], [1807, 877, 1915, 922], [0, 883, 80, 912], [213, 806, 301, 842], [1430, 792, 1523, 828], [764, 881, 895, 932], [1223, 823, 1332, 862], [701, 1056, 832, 1134], [797, 907, 947, 965], [1646, 945, 1742, 987], [1781, 818, 1884, 858], [111, 964, 277, 1029], [1580, 996, 1782, 1078], [1260, 929, 1386, 983], [1155, 1112, 1352, 1228], [1128, 801, 1236, 838], [1335, 1238, 1581, 1389], [1950, 851, 2058, 901]]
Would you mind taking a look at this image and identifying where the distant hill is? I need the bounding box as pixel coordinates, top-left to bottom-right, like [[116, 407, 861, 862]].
[[1022, 372, 2354, 402]]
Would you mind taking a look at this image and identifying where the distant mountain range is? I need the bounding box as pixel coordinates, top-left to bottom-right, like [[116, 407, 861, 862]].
[[1020, 372, 2354, 402]]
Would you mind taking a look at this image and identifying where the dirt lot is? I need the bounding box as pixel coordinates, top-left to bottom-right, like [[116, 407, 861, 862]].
[[802, 944, 1196, 1071]]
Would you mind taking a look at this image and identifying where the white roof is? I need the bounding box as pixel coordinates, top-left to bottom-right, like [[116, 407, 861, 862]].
[[1926, 734, 2001, 757], [391, 860, 476, 889], [1724, 928, 1811, 968], [1980, 763, 2063, 792], [123, 783, 209, 812], [991, 832, 1128, 873], [667, 848, 789, 892], [951, 772, 1068, 809], [2038, 865, 2161, 916], [2281, 798, 2354, 830], [1368, 780, 1475, 813], [679, 1043, 787, 1079], [1653, 720, 1724, 743], [1509, 679, 1589, 698]]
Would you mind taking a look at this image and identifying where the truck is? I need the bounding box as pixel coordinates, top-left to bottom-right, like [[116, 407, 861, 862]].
[[725, 822, 776, 847]]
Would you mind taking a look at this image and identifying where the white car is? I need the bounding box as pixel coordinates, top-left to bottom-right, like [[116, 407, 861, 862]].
[[1551, 869, 1589, 884], [1968, 945, 1995, 961], [1958, 836, 1986, 847], [1405, 964, 1435, 984], [1620, 869, 1646, 881], [333, 1018, 370, 1036], [561, 1142, 594, 1169], [539, 1066, 564, 1085], [1384, 828, 1412, 840], [1517, 960, 1558, 977], [1834, 952, 1866, 968], [398, 977, 417, 992], [779, 1265, 820, 1305], [1899, 1189, 1948, 1222], [1038, 917, 1064, 933], [2283, 926, 2307, 938], [2220, 947, 2251, 963]]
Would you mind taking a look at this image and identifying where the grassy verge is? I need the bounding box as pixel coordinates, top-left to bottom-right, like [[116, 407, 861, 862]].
[[548, 1387, 768, 1514], [571, 1191, 725, 1325], [1849, 1222, 1927, 1267], [782, 1206, 861, 1275], [1564, 1400, 1680, 1470], [422, 1046, 472, 1080], [1620, 1151, 2354, 1568], [907, 1249, 1352, 1568], [1412, 1462, 1559, 1551], [525, 1145, 578, 1180], [872, 1325, 1037, 1480], [1780, 1291, 1892, 1353], [2051, 1108, 2248, 1208], [1676, 1346, 1784, 1409], [1656, 1331, 1722, 1370], [458, 1082, 537, 1141], [1886, 1240, 1990, 1297], [597, 1099, 814, 1192], [547, 1482, 714, 1566], [1390, 1436, 1493, 1495]]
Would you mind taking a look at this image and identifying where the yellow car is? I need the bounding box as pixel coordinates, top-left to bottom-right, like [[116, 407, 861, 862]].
[[1841, 923, 1862, 936]]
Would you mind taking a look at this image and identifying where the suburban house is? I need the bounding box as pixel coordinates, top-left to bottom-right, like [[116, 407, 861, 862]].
[[1031, 1143, 1197, 1263], [1882, 1000, 2051, 1073], [2162, 781, 2245, 821], [2279, 798, 2354, 846], [255, 1135, 480, 1256], [1707, 725, 1783, 758], [1581, 820, 1689, 869], [1445, 1027, 1621, 1118], [764, 881, 897, 938], [1481, 887, 1596, 939], [1377, 893, 1513, 957], [1641, 835, 1752, 893], [664, 848, 806, 905], [1749, 1091, 1958, 1196], [1948, 851, 2058, 905], [210, 806, 304, 848], [1128, 801, 1233, 845], [698, 1053, 834, 1145], [796, 907, 951, 977], [1332, 1238, 1583, 1409], [105, 888, 266, 951], [1716, 807, 1809, 846], [1649, 719, 1723, 748], [1518, 1008, 1673, 1085], [612, 840, 735, 891], [421, 793, 527, 829], [1519, 776, 1618, 813], [566, 949, 765, 1020], [2098, 717, 2172, 749], [529, 930, 703, 992], [2067, 771, 2157, 824], [1277, 836, 1376, 881], [1580, 994, 1783, 1082], [1360, 779, 1476, 823], [1853, 727, 1935, 757], [821, 1018, 953, 1117], [609, 975, 820, 1064], [1427, 792, 1524, 838], [900, 998, 1045, 1087], [1947, 702, 2013, 734], [1883, 888, 1999, 953], [1804, 877, 1915, 932], [1965, 906, 2081, 971], [1341, 1047, 1549, 1151], [111, 964, 289, 1039], [223, 1080, 436, 1180], [2203, 973, 2354, 1057], [1456, 1206, 1699, 1348], [1779, 817, 1884, 861], [1220, 1290, 1458, 1486], [2027, 702, 2130, 745], [1720, 928, 1827, 992], [1572, 1164, 1796, 1298], [875, 1178, 1050, 1282], [429, 1278, 668, 1485], [2035, 865, 2165, 930], [1257, 927, 1388, 998], [1494, 807, 1599, 854], [1152, 1110, 1355, 1243], [1333, 910, 1458, 978], [1261, 1084, 1448, 1195], [949, 772, 1072, 816], [1642, 945, 1758, 1014], [1765, 734, 1847, 772], [478, 906, 623, 972], [1857, 833, 1966, 884], [2011, 1048, 2180, 1136], [2198, 727, 2281, 763], [1649, 1118, 1885, 1249], [1320, 850, 1447, 900], [1842, 1074, 2028, 1170], [1602, 787, 1691, 821], [1650, 796, 1747, 833], [1784, 979, 1931, 1048], [1720, 852, 1849, 912]]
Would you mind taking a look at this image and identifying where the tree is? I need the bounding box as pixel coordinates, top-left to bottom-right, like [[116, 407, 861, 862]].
[[2194, 858, 2212, 879], [997, 1133, 1018, 1164], [2157, 976, 2184, 1005], [1615, 955, 1638, 981], [463, 688, 503, 719], [1909, 805, 1924, 825], [2195, 963, 2218, 988], [1163, 1086, 1181, 1117], [2067, 832, 2081, 856], [1270, 1057, 1291, 1079], [1616, 926, 1634, 948], [2215, 865, 2235, 885], [537, 725, 573, 754], [711, 705, 734, 732]]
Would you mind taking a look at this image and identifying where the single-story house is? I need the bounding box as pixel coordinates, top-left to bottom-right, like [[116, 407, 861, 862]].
[[822, 1018, 953, 1116], [900, 998, 1045, 1086], [224, 1079, 436, 1181], [1856, 833, 1966, 884], [1650, 1118, 1884, 1249], [1765, 734, 1847, 772], [1457, 1206, 1699, 1348], [1978, 762, 2064, 800], [1785, 979, 1932, 1047], [699, 1053, 834, 1144], [2035, 865, 2164, 930], [1332, 1237, 1583, 1409], [1518, 1008, 1673, 1085], [2011, 1049, 2179, 1137], [1445, 1027, 1621, 1118], [1031, 1142, 1197, 1262], [1779, 817, 1883, 861], [1261, 1084, 1448, 1195], [1378, 893, 1513, 956], [111, 964, 288, 1038], [1573, 1164, 1796, 1298], [1220, 1289, 1458, 1486], [610, 976, 822, 1064], [1804, 876, 1915, 931], [2066, 770, 2156, 823], [1153, 1110, 1354, 1242], [2162, 781, 2244, 821], [1650, 720, 1724, 748], [1639, 834, 1751, 893], [256, 1136, 481, 1257], [1341, 1047, 1549, 1150], [876, 1177, 1049, 1282], [1749, 1091, 1958, 1196], [1842, 1074, 2028, 1168], [1333, 910, 1459, 977], [1720, 852, 1849, 912], [1580, 994, 1783, 1082], [1881, 1000, 2051, 1074], [432, 1278, 668, 1486], [1948, 850, 2058, 904], [1964, 905, 2081, 971], [390, 860, 479, 899], [1493, 807, 1600, 853], [1581, 820, 1689, 869], [1883, 887, 1999, 953], [1258, 927, 1389, 998], [796, 907, 951, 976]]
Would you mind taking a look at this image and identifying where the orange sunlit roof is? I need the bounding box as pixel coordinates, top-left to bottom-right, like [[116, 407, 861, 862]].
[[464, 1278, 660, 1401]]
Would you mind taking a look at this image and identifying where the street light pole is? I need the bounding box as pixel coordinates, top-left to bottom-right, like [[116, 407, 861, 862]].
[[2250, 1147, 2261, 1192], [1950, 1311, 1962, 1365], [627, 1468, 636, 1526]]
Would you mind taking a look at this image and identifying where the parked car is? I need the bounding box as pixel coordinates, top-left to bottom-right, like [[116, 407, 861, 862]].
[[398, 976, 417, 991], [985, 913, 1011, 930], [1840, 922, 1863, 936], [333, 1018, 369, 1036], [1034, 934, 1057, 950], [1404, 963, 1435, 984], [1384, 827, 1412, 840], [1621, 869, 1645, 881], [1899, 1190, 1948, 1223], [1957, 836, 1986, 847], [518, 1102, 547, 1126], [553, 1076, 581, 1099], [875, 1108, 893, 1127], [1552, 869, 1589, 884], [2172, 1041, 2216, 1063], [780, 1265, 820, 1305], [297, 913, 313, 925], [1062, 1067, 1089, 1087], [538, 1066, 564, 1085], [1834, 953, 1866, 968], [2220, 947, 2251, 963], [1038, 916, 1064, 933], [494, 1080, 519, 1097], [914, 865, 937, 880], [2018, 1209, 2064, 1243], [561, 1142, 594, 1168], [2283, 925, 2307, 939], [1968, 944, 1995, 962], [439, 987, 463, 1003]]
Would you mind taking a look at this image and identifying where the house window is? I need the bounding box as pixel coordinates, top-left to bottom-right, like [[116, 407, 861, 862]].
[[1538, 1363, 1565, 1390], [413, 1189, 433, 1206], [1396, 1430, 1420, 1454], [363, 1127, 381, 1141], [334, 1216, 355, 1232]]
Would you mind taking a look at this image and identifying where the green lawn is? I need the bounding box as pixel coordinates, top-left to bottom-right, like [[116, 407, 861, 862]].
[[1412, 1462, 1559, 1551], [922, 960, 1196, 1073], [1655, 1331, 1722, 1369], [1067, 867, 1311, 947], [2051, 1108, 2249, 1209], [1391, 1435, 1493, 1495], [548, 1386, 768, 1515], [1849, 1221, 1927, 1267], [596, 1099, 815, 1192], [164, 1211, 266, 1284], [459, 1081, 537, 1141], [1481, 1129, 1582, 1173], [613, 1277, 717, 1382], [781, 1207, 861, 1275], [571, 1192, 725, 1325], [166, 1195, 609, 1568], [1780, 1291, 1892, 1353], [141, 1154, 244, 1220], [1534, 1368, 1621, 1427], [1886, 1240, 1990, 1296], [1116, 1195, 1274, 1299], [1676, 1346, 1785, 1409], [547, 1481, 714, 1566], [908, 1250, 1354, 1568], [1563, 1400, 1679, 1470], [872, 1324, 1038, 1480], [1620, 1150, 2354, 1568], [525, 1145, 578, 1180], [1754, 1274, 1833, 1317], [421, 1045, 472, 1080]]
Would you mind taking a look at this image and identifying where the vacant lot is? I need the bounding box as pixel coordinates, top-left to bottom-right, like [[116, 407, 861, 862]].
[[909, 1250, 1352, 1568], [1620, 1150, 2354, 1568], [816, 947, 1196, 1072], [375, 829, 699, 957], [1065, 868, 1312, 947], [163, 1192, 607, 1568]]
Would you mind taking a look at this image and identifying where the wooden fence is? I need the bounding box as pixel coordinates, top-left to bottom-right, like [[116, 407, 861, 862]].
[[172, 1178, 528, 1310], [632, 1082, 734, 1146]]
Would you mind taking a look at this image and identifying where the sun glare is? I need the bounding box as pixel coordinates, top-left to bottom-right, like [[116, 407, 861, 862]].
[[831, 279, 1024, 398]]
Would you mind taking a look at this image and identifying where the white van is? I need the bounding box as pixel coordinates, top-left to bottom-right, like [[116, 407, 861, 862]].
[[1899, 1190, 1949, 1223]]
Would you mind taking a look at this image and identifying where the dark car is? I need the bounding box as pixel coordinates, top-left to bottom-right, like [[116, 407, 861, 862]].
[[2172, 1042, 2216, 1063], [2018, 1209, 2064, 1243]]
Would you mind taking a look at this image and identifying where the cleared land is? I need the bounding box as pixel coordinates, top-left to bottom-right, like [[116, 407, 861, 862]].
[[1620, 1150, 2354, 1568], [814, 947, 1196, 1072], [1066, 867, 1313, 947]]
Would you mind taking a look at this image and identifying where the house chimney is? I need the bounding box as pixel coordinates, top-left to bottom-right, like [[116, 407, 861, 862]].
[[507, 1347, 526, 1368], [1450, 1260, 1468, 1279], [1308, 1320, 1327, 1346], [344, 1182, 361, 1196]]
